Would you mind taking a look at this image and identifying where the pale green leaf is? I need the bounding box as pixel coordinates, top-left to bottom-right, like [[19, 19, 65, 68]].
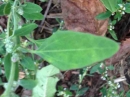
[[33, 65, 60, 97], [14, 23, 38, 36], [100, 0, 118, 12], [32, 30, 119, 70]]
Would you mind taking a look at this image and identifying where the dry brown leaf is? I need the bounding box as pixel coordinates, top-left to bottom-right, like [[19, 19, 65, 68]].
[[61, 0, 108, 35], [106, 39, 130, 65]]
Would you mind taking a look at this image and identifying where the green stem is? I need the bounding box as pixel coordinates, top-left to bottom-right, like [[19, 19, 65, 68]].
[[1, 0, 19, 97], [7, 12, 12, 37], [1, 62, 16, 97]]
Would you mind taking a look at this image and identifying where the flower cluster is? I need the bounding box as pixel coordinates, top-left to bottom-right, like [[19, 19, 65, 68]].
[[100, 66, 108, 80], [107, 81, 120, 97], [11, 53, 19, 63], [4, 37, 14, 53], [108, 23, 114, 31], [118, 4, 126, 15]]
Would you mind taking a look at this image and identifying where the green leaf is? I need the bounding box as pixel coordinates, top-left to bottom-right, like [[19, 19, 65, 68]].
[[100, 0, 118, 12], [4, 54, 19, 81], [117, 0, 122, 4], [106, 65, 114, 70], [125, 3, 130, 13], [126, 91, 130, 97], [32, 65, 60, 97], [90, 63, 101, 74], [77, 87, 89, 96], [22, 2, 44, 20], [14, 62, 19, 81], [4, 2, 11, 15], [19, 79, 37, 90], [20, 56, 35, 70], [0, 4, 6, 16], [14, 23, 38, 36], [70, 84, 79, 91], [32, 30, 119, 70], [109, 30, 118, 40], [4, 54, 11, 80], [23, 13, 43, 20], [37, 65, 60, 77], [96, 10, 111, 20], [100, 87, 107, 96], [22, 2, 42, 13]]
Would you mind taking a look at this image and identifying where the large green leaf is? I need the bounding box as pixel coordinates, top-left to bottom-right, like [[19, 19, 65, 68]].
[[14, 23, 38, 36], [33, 65, 60, 97], [32, 30, 119, 70], [100, 0, 118, 12]]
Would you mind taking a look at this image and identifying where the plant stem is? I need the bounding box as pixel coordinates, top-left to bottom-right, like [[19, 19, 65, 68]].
[[7, 12, 12, 37], [1, 62, 16, 97], [1, 0, 19, 97]]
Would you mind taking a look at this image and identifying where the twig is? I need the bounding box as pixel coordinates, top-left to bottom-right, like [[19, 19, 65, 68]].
[[39, 0, 53, 33]]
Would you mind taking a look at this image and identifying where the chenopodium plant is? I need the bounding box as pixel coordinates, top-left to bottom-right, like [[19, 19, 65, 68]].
[[96, 0, 130, 40], [0, 0, 119, 97]]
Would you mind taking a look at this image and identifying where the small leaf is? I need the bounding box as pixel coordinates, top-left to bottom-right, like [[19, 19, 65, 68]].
[[100, 0, 118, 12], [23, 13, 43, 20], [32, 30, 119, 70], [22, 2, 42, 13], [106, 65, 114, 70], [22, 2, 44, 20], [20, 56, 35, 70], [14, 23, 38, 36], [4, 2, 11, 15], [77, 87, 89, 96], [100, 87, 107, 96], [0, 4, 6, 16], [96, 10, 111, 20], [70, 84, 79, 91], [109, 30, 118, 40], [90, 63, 101, 74], [32, 65, 60, 97], [20, 79, 37, 90], [125, 3, 130, 13]]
